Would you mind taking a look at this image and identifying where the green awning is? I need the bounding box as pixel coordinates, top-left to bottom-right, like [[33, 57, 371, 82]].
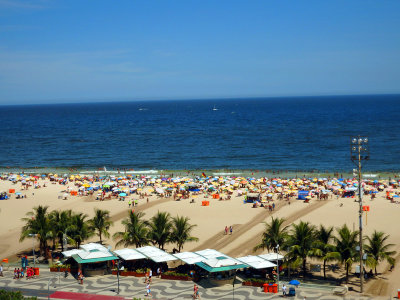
[[71, 254, 119, 264], [195, 262, 248, 273]]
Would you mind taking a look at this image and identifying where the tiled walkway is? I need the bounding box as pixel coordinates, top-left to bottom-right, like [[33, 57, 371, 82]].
[[0, 269, 377, 299]]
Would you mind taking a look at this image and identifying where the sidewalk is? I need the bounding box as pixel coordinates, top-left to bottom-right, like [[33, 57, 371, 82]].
[[0, 268, 386, 299]]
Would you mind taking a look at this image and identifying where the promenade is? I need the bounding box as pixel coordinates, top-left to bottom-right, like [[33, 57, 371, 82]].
[[0, 268, 382, 300]]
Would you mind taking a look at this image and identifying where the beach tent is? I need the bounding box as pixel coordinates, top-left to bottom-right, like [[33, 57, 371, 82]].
[[258, 253, 284, 262], [135, 246, 177, 263], [173, 252, 207, 265], [114, 248, 146, 261], [195, 256, 248, 273], [195, 249, 229, 260], [63, 243, 119, 277], [297, 191, 309, 200], [343, 187, 357, 197], [245, 193, 260, 203], [236, 255, 276, 269]]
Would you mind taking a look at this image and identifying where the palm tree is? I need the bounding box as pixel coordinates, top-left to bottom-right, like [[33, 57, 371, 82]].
[[148, 211, 172, 250], [314, 225, 340, 279], [67, 213, 94, 248], [113, 211, 149, 248], [334, 224, 359, 283], [49, 210, 73, 251], [253, 217, 288, 252], [170, 216, 198, 252], [88, 209, 113, 244], [364, 230, 396, 275], [285, 221, 317, 276], [20, 205, 52, 256]]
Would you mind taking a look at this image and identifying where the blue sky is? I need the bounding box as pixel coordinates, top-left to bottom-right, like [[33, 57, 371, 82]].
[[1, 0, 400, 104]]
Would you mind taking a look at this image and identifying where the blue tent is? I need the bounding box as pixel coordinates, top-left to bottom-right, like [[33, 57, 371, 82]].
[[297, 191, 309, 200], [289, 279, 300, 286]]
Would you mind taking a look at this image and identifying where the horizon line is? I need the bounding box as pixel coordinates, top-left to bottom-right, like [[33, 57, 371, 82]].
[[1, 92, 399, 107]]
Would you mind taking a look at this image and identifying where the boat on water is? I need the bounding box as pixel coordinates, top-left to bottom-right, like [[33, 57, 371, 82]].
[[212, 105, 218, 111]]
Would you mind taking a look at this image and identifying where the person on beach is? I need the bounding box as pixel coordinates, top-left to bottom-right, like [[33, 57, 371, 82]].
[[77, 269, 83, 284], [224, 226, 228, 235], [282, 284, 287, 297], [230, 226, 233, 235], [149, 269, 152, 283], [193, 284, 200, 299], [145, 283, 151, 297], [135, 199, 138, 206], [128, 200, 132, 208], [14, 268, 18, 279], [0, 264, 3, 277]]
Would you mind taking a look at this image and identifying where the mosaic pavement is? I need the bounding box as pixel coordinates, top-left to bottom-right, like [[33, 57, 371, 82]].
[[0, 269, 380, 299]]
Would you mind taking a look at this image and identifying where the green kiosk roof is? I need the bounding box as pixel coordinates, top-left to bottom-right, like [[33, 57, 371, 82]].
[[71, 253, 118, 264], [195, 256, 248, 273]]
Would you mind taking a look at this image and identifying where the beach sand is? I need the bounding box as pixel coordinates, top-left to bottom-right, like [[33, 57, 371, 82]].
[[0, 178, 399, 297]]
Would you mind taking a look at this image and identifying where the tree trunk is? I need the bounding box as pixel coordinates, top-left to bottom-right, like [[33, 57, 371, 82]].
[[346, 264, 349, 283], [59, 237, 64, 252], [323, 259, 326, 279], [99, 232, 102, 244], [303, 258, 307, 276], [375, 266, 377, 276]]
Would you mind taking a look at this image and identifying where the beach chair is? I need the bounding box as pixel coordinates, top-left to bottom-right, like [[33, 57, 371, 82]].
[[288, 287, 296, 296]]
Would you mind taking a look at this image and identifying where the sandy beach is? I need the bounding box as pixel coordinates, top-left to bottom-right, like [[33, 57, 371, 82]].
[[0, 174, 399, 297]]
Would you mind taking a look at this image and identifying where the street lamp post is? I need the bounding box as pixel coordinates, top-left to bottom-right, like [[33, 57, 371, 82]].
[[28, 234, 37, 268], [276, 244, 280, 292], [116, 259, 120, 294], [350, 136, 369, 294]]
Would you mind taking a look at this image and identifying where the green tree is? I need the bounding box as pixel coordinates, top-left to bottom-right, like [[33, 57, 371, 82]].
[[49, 210, 73, 251], [170, 216, 198, 252], [334, 224, 359, 283], [88, 209, 113, 244], [67, 213, 94, 248], [148, 211, 172, 250], [113, 211, 149, 248], [285, 221, 317, 276], [313, 225, 340, 279], [364, 230, 396, 275], [20, 205, 52, 256], [253, 217, 288, 252], [0, 289, 38, 299]]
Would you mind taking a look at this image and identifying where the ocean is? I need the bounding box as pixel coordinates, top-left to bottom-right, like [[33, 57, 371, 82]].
[[1, 94, 399, 175]]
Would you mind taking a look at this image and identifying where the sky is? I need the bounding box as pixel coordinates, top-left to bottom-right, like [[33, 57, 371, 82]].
[[0, 0, 400, 105]]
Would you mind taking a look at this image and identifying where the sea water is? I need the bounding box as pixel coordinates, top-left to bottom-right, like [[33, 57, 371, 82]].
[[0, 94, 399, 174]]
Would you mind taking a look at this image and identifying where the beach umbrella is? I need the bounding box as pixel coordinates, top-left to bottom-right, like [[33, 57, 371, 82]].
[[156, 187, 164, 194], [289, 279, 300, 286]]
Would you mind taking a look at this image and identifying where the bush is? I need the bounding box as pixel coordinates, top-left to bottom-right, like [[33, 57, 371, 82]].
[[246, 278, 275, 284], [0, 289, 37, 299], [163, 271, 188, 277], [49, 264, 70, 269]]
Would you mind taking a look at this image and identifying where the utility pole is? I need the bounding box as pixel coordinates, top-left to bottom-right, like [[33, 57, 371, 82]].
[[28, 233, 37, 268], [117, 260, 120, 294], [276, 244, 280, 292], [350, 136, 369, 294]]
